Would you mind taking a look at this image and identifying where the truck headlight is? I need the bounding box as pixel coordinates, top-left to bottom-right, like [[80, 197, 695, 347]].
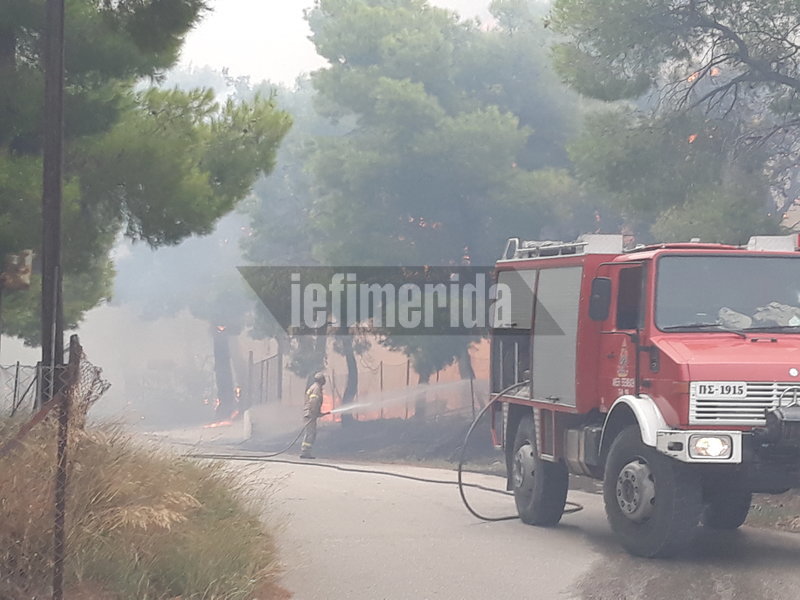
[[689, 435, 732, 459]]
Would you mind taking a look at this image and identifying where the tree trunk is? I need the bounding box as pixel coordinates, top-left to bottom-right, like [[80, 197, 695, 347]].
[[456, 344, 475, 380], [414, 371, 430, 421], [339, 334, 358, 426], [229, 335, 246, 401], [212, 328, 236, 419]]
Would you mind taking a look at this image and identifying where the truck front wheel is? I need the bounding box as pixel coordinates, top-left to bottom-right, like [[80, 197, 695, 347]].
[[603, 426, 702, 558], [703, 491, 752, 529], [511, 413, 568, 526]]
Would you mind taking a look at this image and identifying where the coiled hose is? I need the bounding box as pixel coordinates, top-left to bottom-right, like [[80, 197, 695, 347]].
[[456, 381, 583, 521]]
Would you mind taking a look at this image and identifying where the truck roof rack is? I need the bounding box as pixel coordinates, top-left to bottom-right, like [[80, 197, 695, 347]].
[[499, 234, 624, 262], [625, 242, 737, 253], [746, 234, 800, 252]]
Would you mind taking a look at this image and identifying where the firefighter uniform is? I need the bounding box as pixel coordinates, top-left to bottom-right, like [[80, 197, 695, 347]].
[[300, 374, 325, 458]]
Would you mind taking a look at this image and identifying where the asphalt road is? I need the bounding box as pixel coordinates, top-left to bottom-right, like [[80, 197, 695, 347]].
[[218, 456, 800, 600]]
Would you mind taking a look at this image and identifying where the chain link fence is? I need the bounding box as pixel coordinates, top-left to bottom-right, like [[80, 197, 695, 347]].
[[249, 352, 282, 406], [0, 335, 111, 599], [0, 362, 39, 416], [246, 349, 487, 423]]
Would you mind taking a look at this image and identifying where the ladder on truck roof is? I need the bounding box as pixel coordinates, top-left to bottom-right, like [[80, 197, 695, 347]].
[[499, 234, 625, 262]]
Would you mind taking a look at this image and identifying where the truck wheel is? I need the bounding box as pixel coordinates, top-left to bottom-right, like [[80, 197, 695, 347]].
[[511, 413, 568, 526], [703, 492, 752, 530], [603, 425, 702, 558]]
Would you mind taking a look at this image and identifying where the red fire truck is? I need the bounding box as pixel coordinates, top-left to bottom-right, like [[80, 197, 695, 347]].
[[489, 233, 800, 557]]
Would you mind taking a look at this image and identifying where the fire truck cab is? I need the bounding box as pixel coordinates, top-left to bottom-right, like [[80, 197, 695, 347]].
[[490, 233, 800, 557]]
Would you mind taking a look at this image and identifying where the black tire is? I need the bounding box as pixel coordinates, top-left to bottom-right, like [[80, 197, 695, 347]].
[[603, 425, 702, 558], [703, 491, 752, 530], [511, 413, 568, 526]]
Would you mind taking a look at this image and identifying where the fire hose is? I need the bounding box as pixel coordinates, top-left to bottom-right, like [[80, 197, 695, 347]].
[[456, 381, 582, 521], [188, 383, 583, 522]]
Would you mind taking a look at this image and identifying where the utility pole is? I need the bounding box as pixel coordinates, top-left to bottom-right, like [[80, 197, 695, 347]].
[[41, 0, 66, 407], [41, 2, 66, 599]]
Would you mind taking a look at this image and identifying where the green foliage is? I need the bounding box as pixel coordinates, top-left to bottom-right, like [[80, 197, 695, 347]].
[[381, 334, 459, 381], [568, 107, 776, 242], [652, 187, 779, 245], [242, 79, 338, 270], [0, 1, 291, 346], [78, 88, 291, 246], [551, 0, 800, 108], [551, 44, 651, 102], [552, 0, 800, 240], [3, 262, 115, 345], [307, 0, 585, 267], [292, 0, 591, 375]]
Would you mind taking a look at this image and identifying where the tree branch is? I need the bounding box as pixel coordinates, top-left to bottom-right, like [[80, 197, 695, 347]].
[[688, 9, 800, 93]]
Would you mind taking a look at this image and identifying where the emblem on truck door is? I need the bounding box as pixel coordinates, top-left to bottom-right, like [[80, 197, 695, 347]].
[[617, 342, 629, 378]]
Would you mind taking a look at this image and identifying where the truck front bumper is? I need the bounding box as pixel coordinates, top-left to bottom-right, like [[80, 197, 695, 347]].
[[656, 405, 800, 465], [656, 430, 744, 464]]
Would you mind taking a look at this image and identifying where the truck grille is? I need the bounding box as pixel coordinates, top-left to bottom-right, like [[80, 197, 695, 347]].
[[689, 382, 800, 426]]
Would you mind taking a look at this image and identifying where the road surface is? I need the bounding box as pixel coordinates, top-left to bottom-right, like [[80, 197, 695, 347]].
[[213, 455, 800, 600]]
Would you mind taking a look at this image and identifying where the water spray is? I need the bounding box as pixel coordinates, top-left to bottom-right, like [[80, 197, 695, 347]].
[[328, 379, 474, 416], [329, 403, 371, 415]]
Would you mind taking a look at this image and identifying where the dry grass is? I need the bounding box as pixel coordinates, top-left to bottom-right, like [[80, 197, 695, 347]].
[[0, 419, 281, 599]]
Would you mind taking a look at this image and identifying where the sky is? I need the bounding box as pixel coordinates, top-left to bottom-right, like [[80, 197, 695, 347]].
[[178, 0, 491, 85]]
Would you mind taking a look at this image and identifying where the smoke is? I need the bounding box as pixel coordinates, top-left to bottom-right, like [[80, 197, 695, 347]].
[[329, 379, 480, 415]]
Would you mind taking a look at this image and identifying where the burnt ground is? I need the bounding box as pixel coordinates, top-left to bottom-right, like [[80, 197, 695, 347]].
[[244, 413, 503, 468]]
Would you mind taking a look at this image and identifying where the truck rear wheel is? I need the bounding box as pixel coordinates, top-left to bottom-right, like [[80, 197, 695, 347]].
[[703, 492, 752, 530], [511, 413, 568, 526], [603, 425, 702, 558]]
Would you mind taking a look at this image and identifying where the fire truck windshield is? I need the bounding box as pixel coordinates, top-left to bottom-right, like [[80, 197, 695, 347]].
[[655, 255, 800, 332]]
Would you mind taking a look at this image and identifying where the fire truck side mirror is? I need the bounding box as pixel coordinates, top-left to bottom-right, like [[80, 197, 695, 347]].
[[589, 277, 612, 322]]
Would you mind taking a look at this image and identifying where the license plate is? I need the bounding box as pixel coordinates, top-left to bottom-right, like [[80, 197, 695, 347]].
[[692, 382, 747, 399]]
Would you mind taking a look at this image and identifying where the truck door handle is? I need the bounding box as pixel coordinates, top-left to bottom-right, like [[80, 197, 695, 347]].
[[607, 353, 616, 359]]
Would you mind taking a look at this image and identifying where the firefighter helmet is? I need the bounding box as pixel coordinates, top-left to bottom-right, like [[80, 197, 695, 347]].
[[314, 372, 326, 384]]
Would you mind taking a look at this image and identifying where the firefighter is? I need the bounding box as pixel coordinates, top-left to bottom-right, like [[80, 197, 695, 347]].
[[300, 372, 326, 459]]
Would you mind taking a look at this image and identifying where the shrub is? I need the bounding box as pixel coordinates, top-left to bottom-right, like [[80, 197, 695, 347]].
[[0, 420, 278, 599]]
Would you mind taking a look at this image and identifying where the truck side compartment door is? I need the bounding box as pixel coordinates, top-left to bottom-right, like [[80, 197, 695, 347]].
[[532, 266, 583, 407]]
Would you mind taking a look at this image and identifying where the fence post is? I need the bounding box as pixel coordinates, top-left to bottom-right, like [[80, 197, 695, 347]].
[[264, 358, 272, 402], [276, 342, 283, 401], [53, 334, 79, 600], [469, 375, 475, 420], [379, 361, 384, 420], [12, 361, 20, 412], [34, 362, 42, 411], [13, 369, 38, 417], [247, 351, 253, 409], [331, 368, 337, 417], [259, 360, 265, 404], [405, 359, 410, 420]]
